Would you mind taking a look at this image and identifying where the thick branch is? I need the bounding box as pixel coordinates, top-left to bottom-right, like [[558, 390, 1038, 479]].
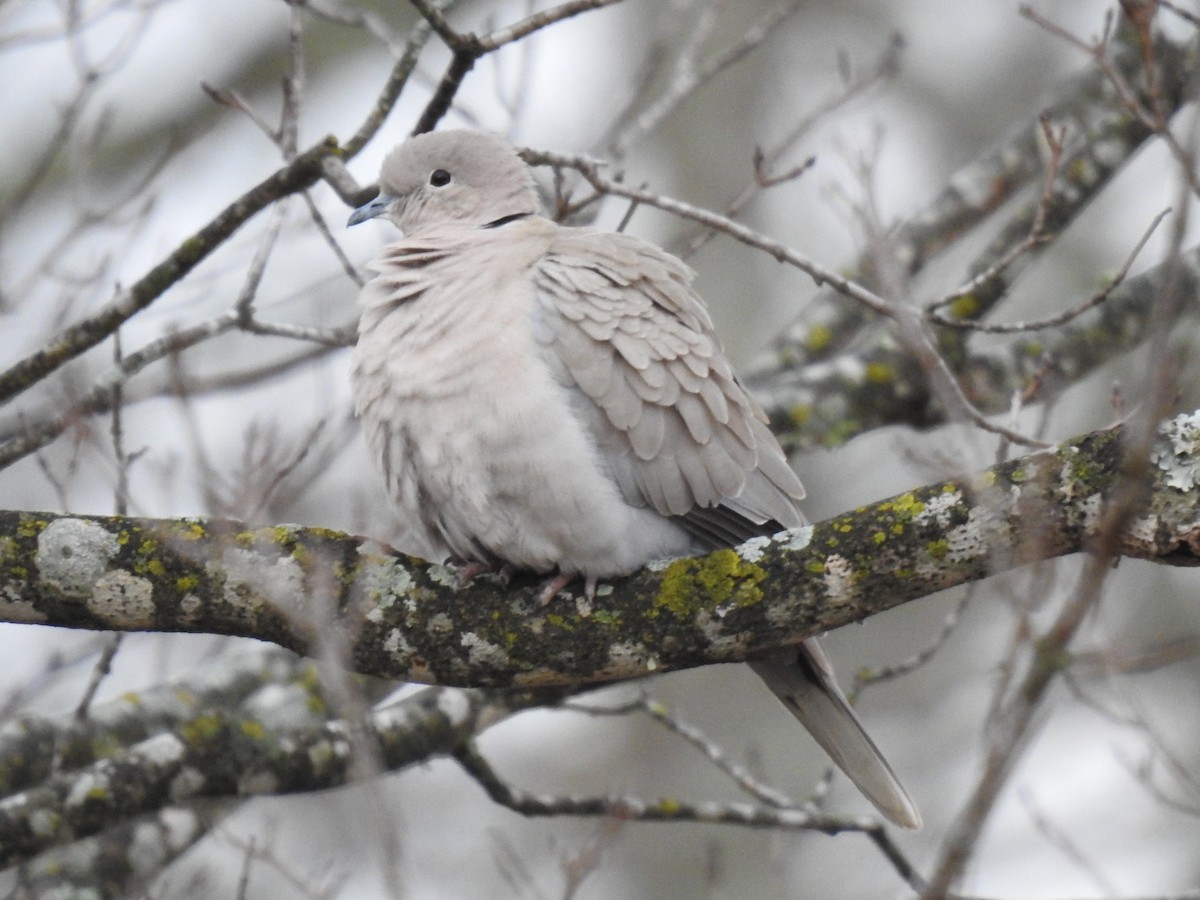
[[760, 247, 1200, 448], [0, 652, 544, 869], [2, 413, 1199, 689]]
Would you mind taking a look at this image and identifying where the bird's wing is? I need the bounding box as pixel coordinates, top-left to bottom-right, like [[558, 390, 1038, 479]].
[[531, 228, 805, 545]]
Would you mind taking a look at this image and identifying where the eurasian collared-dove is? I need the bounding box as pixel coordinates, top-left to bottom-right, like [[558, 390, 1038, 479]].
[[348, 129, 920, 829]]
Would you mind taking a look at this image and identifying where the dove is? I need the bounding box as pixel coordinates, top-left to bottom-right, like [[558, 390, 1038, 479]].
[[348, 129, 920, 829]]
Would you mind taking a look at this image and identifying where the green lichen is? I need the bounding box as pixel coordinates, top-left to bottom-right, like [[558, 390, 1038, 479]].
[[173, 522, 206, 541], [297, 664, 321, 692], [655, 549, 766, 617], [789, 404, 812, 427], [948, 293, 978, 319], [135, 558, 166, 578], [16, 518, 44, 540], [927, 539, 950, 559], [180, 713, 223, 746], [879, 493, 925, 518], [176, 574, 200, 592], [240, 720, 266, 740], [805, 323, 833, 352], [865, 362, 894, 384], [90, 734, 123, 759]]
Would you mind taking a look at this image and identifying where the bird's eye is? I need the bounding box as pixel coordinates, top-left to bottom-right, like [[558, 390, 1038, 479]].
[[429, 169, 451, 187]]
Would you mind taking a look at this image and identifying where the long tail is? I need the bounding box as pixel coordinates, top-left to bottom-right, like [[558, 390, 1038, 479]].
[[749, 639, 921, 829]]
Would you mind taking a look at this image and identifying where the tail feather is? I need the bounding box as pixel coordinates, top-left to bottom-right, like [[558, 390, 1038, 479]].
[[749, 639, 921, 829]]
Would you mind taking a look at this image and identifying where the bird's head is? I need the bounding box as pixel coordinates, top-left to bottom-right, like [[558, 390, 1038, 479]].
[[348, 130, 539, 234]]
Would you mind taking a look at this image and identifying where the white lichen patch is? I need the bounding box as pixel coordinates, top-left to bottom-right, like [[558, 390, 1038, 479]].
[[588, 640, 653, 680], [244, 684, 317, 731], [435, 687, 471, 723], [736, 535, 772, 563], [945, 495, 1017, 564], [66, 770, 110, 808], [1081, 493, 1104, 533], [37, 518, 119, 597], [169, 766, 207, 802], [358, 555, 414, 622], [775, 526, 814, 552], [460, 632, 507, 669], [834, 355, 867, 384], [1151, 411, 1200, 491], [944, 521, 987, 565], [139, 732, 187, 765], [383, 627, 412, 658], [239, 770, 281, 794], [30, 809, 58, 837], [179, 593, 202, 622], [914, 490, 962, 527], [429, 563, 458, 588], [211, 547, 305, 614], [1124, 513, 1160, 548], [758, 597, 796, 629], [89, 570, 155, 626], [821, 554, 856, 604], [156, 808, 201, 853], [697, 613, 745, 656]]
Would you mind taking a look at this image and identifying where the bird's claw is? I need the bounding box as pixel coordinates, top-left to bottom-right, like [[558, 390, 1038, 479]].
[[535, 573, 598, 606]]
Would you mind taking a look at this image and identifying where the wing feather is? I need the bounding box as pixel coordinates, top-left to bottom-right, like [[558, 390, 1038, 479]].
[[533, 228, 805, 543]]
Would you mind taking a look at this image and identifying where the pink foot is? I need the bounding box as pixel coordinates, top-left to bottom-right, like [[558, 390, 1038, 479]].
[[536, 572, 573, 606], [455, 561, 492, 586], [535, 573, 599, 606]]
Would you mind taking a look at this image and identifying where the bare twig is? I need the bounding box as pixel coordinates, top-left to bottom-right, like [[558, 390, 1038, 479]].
[[409, 0, 625, 136], [929, 209, 1170, 333], [0, 138, 340, 411]]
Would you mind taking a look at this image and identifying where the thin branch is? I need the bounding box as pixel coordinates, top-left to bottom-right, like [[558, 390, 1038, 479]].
[[607, 0, 806, 159], [0, 138, 340, 410], [409, 0, 624, 136], [532, 148, 898, 316], [929, 209, 1170, 333]]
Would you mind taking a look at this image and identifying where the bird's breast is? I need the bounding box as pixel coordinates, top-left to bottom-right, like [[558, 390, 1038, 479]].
[[352, 248, 691, 574]]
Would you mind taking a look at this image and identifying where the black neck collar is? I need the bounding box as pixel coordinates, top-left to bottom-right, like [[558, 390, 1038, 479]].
[[482, 211, 533, 229]]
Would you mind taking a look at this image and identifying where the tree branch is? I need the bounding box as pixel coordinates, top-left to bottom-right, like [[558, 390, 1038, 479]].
[[3, 413, 1199, 690], [0, 646, 550, 869]]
